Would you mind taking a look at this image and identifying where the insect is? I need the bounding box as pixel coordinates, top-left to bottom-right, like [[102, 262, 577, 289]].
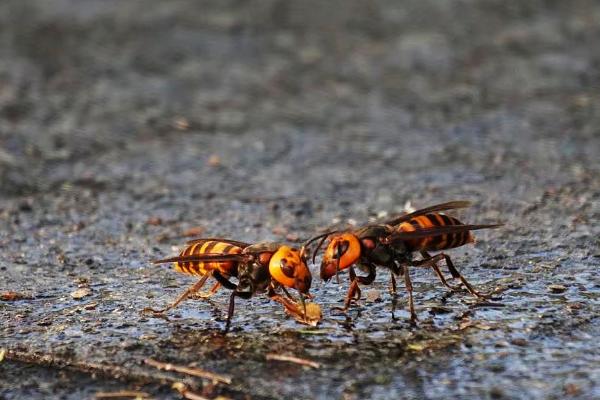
[[144, 238, 317, 330], [306, 201, 502, 323]]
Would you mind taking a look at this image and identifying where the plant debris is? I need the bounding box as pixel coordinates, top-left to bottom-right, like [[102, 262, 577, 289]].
[[71, 288, 92, 299], [1, 291, 31, 301], [95, 390, 150, 399], [266, 354, 321, 369], [182, 227, 205, 238], [548, 284, 567, 293], [144, 358, 232, 385]]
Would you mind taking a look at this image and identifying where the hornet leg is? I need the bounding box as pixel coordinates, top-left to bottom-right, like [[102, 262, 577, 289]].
[[331, 267, 361, 312], [213, 271, 238, 290], [142, 272, 211, 315], [191, 282, 221, 299], [269, 290, 307, 322], [347, 264, 380, 307], [276, 284, 308, 320], [415, 251, 462, 292], [336, 264, 377, 311], [403, 265, 418, 324], [224, 291, 236, 333], [344, 267, 361, 310], [212, 271, 240, 332], [416, 252, 490, 298]]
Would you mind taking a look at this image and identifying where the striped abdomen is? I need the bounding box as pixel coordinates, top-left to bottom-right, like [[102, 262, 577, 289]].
[[174, 240, 243, 277], [397, 213, 474, 252]]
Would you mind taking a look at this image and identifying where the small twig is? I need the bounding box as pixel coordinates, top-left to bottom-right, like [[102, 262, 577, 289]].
[[144, 358, 232, 385], [171, 382, 212, 400], [469, 301, 505, 308], [5, 349, 245, 398], [1, 291, 33, 301], [266, 353, 320, 369], [6, 349, 175, 384], [95, 390, 150, 399]]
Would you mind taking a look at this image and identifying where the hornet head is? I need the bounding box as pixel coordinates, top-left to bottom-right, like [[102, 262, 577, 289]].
[[320, 233, 361, 281], [268, 245, 312, 294]]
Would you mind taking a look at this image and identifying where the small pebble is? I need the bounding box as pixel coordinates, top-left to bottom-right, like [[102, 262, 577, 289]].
[[365, 290, 382, 302], [172, 116, 190, 130], [272, 225, 288, 235], [182, 226, 204, 237], [71, 288, 92, 299], [1, 291, 28, 301], [146, 216, 163, 226], [564, 383, 581, 396], [286, 233, 300, 242], [207, 154, 221, 167], [510, 338, 528, 346], [547, 284, 567, 293]]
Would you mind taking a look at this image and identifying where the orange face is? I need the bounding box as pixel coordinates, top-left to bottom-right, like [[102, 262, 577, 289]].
[[320, 233, 361, 280], [269, 246, 312, 294]]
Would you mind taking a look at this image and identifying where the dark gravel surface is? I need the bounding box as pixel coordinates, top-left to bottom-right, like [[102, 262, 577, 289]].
[[1, 1, 599, 399]]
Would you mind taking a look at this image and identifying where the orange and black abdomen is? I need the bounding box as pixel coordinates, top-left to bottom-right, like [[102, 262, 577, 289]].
[[397, 213, 474, 252], [174, 240, 242, 277]]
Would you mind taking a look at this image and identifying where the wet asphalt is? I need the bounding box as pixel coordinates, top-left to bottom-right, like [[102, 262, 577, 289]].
[[1, 1, 599, 399]]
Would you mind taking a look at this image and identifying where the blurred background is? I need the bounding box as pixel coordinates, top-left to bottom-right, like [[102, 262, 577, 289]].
[[1, 0, 598, 200], [1, 1, 599, 399]]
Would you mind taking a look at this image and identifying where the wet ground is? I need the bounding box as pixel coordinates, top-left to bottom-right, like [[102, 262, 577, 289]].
[[1, 1, 600, 399]]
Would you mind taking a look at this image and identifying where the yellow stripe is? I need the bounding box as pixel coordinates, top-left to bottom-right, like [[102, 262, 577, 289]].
[[413, 216, 433, 248], [434, 214, 445, 226], [419, 215, 435, 228], [188, 243, 201, 274], [230, 246, 242, 254], [199, 241, 213, 253], [399, 222, 416, 232], [207, 242, 229, 270], [188, 243, 200, 257], [174, 261, 183, 273], [212, 242, 230, 253], [194, 241, 214, 273]]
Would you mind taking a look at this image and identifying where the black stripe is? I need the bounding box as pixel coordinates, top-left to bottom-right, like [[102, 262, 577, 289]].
[[447, 232, 458, 249], [428, 234, 443, 250], [188, 243, 201, 274], [203, 241, 218, 254], [180, 246, 191, 271], [428, 237, 442, 250], [448, 216, 462, 226], [449, 217, 463, 249], [458, 231, 469, 247], [451, 231, 461, 248], [428, 214, 442, 226], [425, 214, 442, 249], [435, 214, 451, 249], [201, 241, 219, 270], [219, 245, 235, 273], [440, 214, 453, 227], [180, 260, 190, 274], [438, 214, 452, 249]]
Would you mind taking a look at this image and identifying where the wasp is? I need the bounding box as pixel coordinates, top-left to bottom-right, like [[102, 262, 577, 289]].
[[144, 238, 317, 330], [305, 201, 502, 323]]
